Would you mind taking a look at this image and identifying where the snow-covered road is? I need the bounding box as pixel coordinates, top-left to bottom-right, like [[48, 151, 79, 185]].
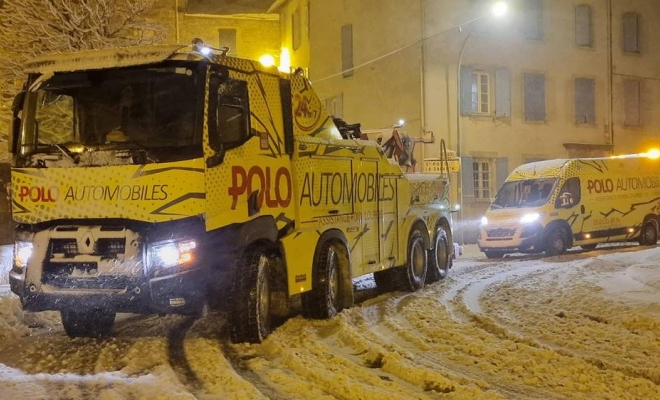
[[0, 244, 659, 399]]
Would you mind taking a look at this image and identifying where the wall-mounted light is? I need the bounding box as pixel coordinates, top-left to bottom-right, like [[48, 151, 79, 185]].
[[259, 54, 276, 67]]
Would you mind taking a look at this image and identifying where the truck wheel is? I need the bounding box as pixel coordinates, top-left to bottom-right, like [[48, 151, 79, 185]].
[[545, 228, 568, 256], [373, 268, 398, 293], [484, 250, 505, 259], [395, 229, 428, 291], [301, 240, 350, 319], [426, 227, 450, 283], [229, 246, 278, 344], [61, 309, 115, 338]]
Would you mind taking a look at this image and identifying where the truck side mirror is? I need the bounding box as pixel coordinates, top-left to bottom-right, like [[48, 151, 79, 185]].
[[9, 91, 25, 154]]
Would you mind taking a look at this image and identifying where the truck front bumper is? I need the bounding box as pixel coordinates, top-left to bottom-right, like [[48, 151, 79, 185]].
[[10, 267, 207, 316]]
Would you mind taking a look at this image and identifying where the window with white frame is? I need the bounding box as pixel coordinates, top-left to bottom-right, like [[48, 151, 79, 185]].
[[473, 159, 492, 201], [471, 71, 490, 114]]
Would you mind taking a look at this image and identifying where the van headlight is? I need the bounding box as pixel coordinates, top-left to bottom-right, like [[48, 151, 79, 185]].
[[520, 213, 541, 224], [149, 239, 197, 269], [13, 241, 33, 273], [480, 216, 489, 227]]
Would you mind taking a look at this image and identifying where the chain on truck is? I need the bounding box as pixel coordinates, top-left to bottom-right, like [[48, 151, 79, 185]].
[[8, 40, 455, 343]]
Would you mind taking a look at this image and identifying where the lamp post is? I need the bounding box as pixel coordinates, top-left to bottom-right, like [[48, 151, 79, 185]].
[[455, 1, 508, 244]]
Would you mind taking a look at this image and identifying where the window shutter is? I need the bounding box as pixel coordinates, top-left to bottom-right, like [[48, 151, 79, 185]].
[[624, 80, 640, 126], [292, 11, 301, 51], [341, 24, 353, 77], [523, 0, 544, 40], [461, 156, 475, 204], [495, 68, 511, 118], [575, 5, 592, 47], [460, 66, 473, 115], [218, 29, 237, 56], [524, 73, 546, 122], [574, 78, 595, 125], [496, 157, 509, 195], [623, 13, 639, 53]]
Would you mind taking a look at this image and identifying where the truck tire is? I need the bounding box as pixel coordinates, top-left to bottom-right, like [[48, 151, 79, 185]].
[[639, 219, 659, 245], [229, 246, 278, 344], [395, 229, 428, 291], [426, 227, 450, 283], [545, 227, 568, 256], [61, 309, 115, 338], [373, 268, 398, 293], [301, 240, 349, 319]]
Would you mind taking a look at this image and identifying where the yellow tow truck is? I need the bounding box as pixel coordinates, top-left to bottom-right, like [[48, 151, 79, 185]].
[[8, 40, 454, 343]]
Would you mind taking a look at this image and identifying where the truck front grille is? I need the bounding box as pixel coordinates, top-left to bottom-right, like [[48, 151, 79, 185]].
[[40, 225, 142, 288]]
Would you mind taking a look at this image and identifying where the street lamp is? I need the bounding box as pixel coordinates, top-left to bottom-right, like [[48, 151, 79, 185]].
[[455, 1, 508, 244]]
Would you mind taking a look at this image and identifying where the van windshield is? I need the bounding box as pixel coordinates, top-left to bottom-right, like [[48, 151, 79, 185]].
[[491, 178, 558, 209]]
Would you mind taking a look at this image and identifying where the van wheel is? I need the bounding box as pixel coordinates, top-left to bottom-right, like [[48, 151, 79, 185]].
[[484, 251, 505, 259], [639, 219, 659, 245], [395, 229, 427, 291], [61, 309, 115, 338], [427, 227, 450, 283], [302, 240, 350, 319], [545, 228, 568, 256], [229, 246, 278, 344]]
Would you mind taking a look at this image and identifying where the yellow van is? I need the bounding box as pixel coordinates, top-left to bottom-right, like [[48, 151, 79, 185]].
[[477, 154, 660, 258]]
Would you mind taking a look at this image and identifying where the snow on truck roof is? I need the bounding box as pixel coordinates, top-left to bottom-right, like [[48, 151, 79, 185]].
[[23, 44, 198, 75]]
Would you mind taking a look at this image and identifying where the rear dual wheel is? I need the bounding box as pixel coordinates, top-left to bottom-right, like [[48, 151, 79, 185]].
[[426, 227, 450, 283], [376, 228, 428, 292]]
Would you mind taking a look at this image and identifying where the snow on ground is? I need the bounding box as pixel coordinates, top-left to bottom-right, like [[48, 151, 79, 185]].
[[0, 244, 658, 399]]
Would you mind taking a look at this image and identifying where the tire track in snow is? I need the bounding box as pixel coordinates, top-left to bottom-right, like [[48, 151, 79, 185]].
[[451, 253, 660, 396]]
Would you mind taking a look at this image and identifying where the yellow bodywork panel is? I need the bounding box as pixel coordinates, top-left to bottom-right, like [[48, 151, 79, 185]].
[[12, 159, 206, 224]]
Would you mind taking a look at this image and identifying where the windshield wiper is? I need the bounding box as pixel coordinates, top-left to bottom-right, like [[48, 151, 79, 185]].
[[112, 140, 159, 163], [35, 141, 77, 163]]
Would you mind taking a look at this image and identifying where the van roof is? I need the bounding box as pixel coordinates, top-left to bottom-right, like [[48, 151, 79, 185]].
[[508, 159, 571, 181]]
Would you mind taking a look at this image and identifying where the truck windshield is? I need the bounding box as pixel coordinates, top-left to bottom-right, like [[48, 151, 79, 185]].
[[491, 178, 558, 209], [19, 61, 203, 164]]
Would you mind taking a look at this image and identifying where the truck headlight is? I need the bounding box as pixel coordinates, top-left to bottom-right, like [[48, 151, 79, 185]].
[[480, 216, 488, 227], [520, 213, 541, 224], [149, 240, 196, 269], [13, 241, 33, 273]]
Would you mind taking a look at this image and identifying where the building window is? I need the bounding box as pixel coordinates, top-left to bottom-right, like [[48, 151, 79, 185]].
[[522, 0, 543, 40], [623, 13, 639, 53], [218, 29, 237, 56], [461, 67, 510, 116], [470, 72, 490, 114], [292, 9, 301, 51], [574, 78, 595, 125], [341, 24, 353, 77], [575, 5, 593, 47], [473, 159, 492, 201], [624, 80, 641, 126], [523, 73, 546, 122]]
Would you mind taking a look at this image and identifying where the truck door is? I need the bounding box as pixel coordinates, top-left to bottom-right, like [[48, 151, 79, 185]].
[[379, 174, 399, 265]]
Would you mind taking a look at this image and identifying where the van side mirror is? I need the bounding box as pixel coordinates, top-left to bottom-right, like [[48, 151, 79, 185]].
[[9, 91, 25, 154]]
